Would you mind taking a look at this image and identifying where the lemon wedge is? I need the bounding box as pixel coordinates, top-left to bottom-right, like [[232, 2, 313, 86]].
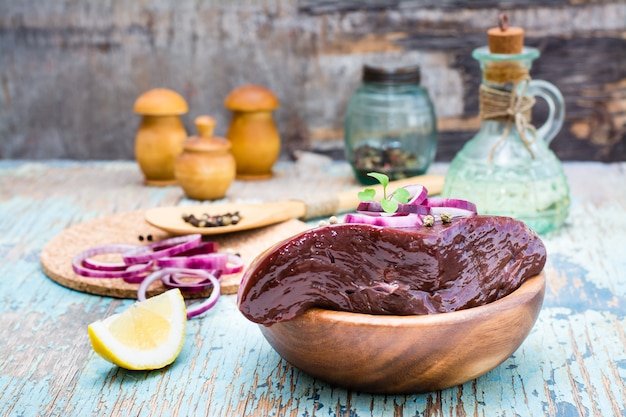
[[88, 289, 186, 370]]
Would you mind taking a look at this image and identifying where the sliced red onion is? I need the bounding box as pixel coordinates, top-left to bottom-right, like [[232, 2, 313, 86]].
[[357, 202, 430, 216], [137, 268, 221, 319], [175, 241, 219, 257], [72, 244, 153, 279], [344, 213, 424, 228], [155, 252, 244, 274], [80, 244, 138, 271], [430, 206, 477, 219], [164, 269, 223, 292], [348, 183, 478, 228], [162, 270, 217, 292], [137, 268, 169, 300], [425, 197, 477, 213], [122, 234, 202, 265], [185, 281, 220, 319], [81, 259, 129, 272], [121, 265, 155, 283], [74, 235, 232, 319], [156, 253, 229, 269], [393, 184, 428, 205], [223, 254, 244, 274]]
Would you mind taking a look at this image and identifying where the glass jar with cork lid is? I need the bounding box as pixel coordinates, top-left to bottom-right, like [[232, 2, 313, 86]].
[[343, 64, 438, 185], [442, 14, 570, 234]]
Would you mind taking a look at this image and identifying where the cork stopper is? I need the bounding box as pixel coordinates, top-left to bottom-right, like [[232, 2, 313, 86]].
[[487, 13, 524, 54]]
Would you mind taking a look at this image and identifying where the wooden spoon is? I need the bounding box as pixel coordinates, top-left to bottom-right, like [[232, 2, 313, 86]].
[[145, 174, 444, 235]]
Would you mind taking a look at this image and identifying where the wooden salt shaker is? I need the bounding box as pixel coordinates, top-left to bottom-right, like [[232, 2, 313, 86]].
[[133, 88, 189, 186], [174, 116, 236, 201], [224, 85, 281, 180]]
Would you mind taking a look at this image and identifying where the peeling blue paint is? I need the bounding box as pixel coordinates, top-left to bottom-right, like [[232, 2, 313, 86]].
[[546, 254, 624, 318], [2, 161, 626, 417]]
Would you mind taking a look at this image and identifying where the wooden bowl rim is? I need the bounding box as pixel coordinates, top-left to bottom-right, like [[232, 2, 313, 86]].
[[293, 272, 545, 328]]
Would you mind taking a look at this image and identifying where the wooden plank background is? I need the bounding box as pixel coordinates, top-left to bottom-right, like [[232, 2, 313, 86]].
[[0, 0, 624, 161]]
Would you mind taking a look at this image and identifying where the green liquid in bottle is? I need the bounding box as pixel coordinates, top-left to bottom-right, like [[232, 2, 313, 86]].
[[443, 156, 569, 234]]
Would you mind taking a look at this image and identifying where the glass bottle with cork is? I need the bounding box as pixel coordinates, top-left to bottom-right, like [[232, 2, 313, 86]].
[[343, 64, 438, 185], [442, 14, 570, 234]]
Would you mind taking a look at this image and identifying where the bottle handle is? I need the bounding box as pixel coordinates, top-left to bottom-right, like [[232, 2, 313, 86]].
[[524, 79, 565, 145]]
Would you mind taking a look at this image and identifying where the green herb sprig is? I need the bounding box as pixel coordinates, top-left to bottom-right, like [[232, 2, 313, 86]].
[[357, 172, 410, 214]]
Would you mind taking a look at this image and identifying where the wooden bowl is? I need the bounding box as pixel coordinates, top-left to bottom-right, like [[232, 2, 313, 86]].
[[259, 273, 545, 394]]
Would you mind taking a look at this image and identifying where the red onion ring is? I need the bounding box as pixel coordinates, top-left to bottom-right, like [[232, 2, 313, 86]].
[[344, 213, 424, 228], [122, 265, 155, 284], [162, 269, 222, 292], [424, 197, 477, 213], [357, 202, 430, 216], [155, 252, 244, 274], [430, 206, 477, 219], [347, 184, 477, 228], [73, 236, 235, 319], [80, 244, 138, 271], [122, 234, 202, 265], [137, 268, 221, 319], [223, 254, 244, 274], [72, 244, 153, 279], [392, 184, 428, 205], [175, 241, 220, 257], [156, 253, 229, 269]]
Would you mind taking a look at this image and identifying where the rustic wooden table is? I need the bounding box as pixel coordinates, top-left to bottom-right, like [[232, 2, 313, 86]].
[[0, 159, 624, 417]]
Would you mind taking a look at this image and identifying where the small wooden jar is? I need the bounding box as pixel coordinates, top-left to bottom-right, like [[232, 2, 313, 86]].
[[174, 116, 236, 201], [224, 85, 280, 180], [133, 88, 188, 186]]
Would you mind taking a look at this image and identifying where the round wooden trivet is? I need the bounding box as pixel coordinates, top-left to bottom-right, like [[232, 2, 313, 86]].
[[41, 210, 310, 298]]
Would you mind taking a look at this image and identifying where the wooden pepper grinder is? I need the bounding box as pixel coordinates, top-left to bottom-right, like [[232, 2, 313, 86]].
[[174, 116, 236, 200], [133, 88, 188, 186], [224, 85, 281, 180]]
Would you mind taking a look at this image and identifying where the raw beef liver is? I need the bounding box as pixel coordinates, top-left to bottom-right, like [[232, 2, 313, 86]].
[[238, 216, 546, 325]]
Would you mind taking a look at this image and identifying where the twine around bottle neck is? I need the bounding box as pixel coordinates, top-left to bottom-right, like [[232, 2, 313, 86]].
[[479, 76, 537, 162]]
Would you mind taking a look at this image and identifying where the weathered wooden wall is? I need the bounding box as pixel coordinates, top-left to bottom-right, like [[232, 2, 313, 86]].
[[0, 0, 624, 161]]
